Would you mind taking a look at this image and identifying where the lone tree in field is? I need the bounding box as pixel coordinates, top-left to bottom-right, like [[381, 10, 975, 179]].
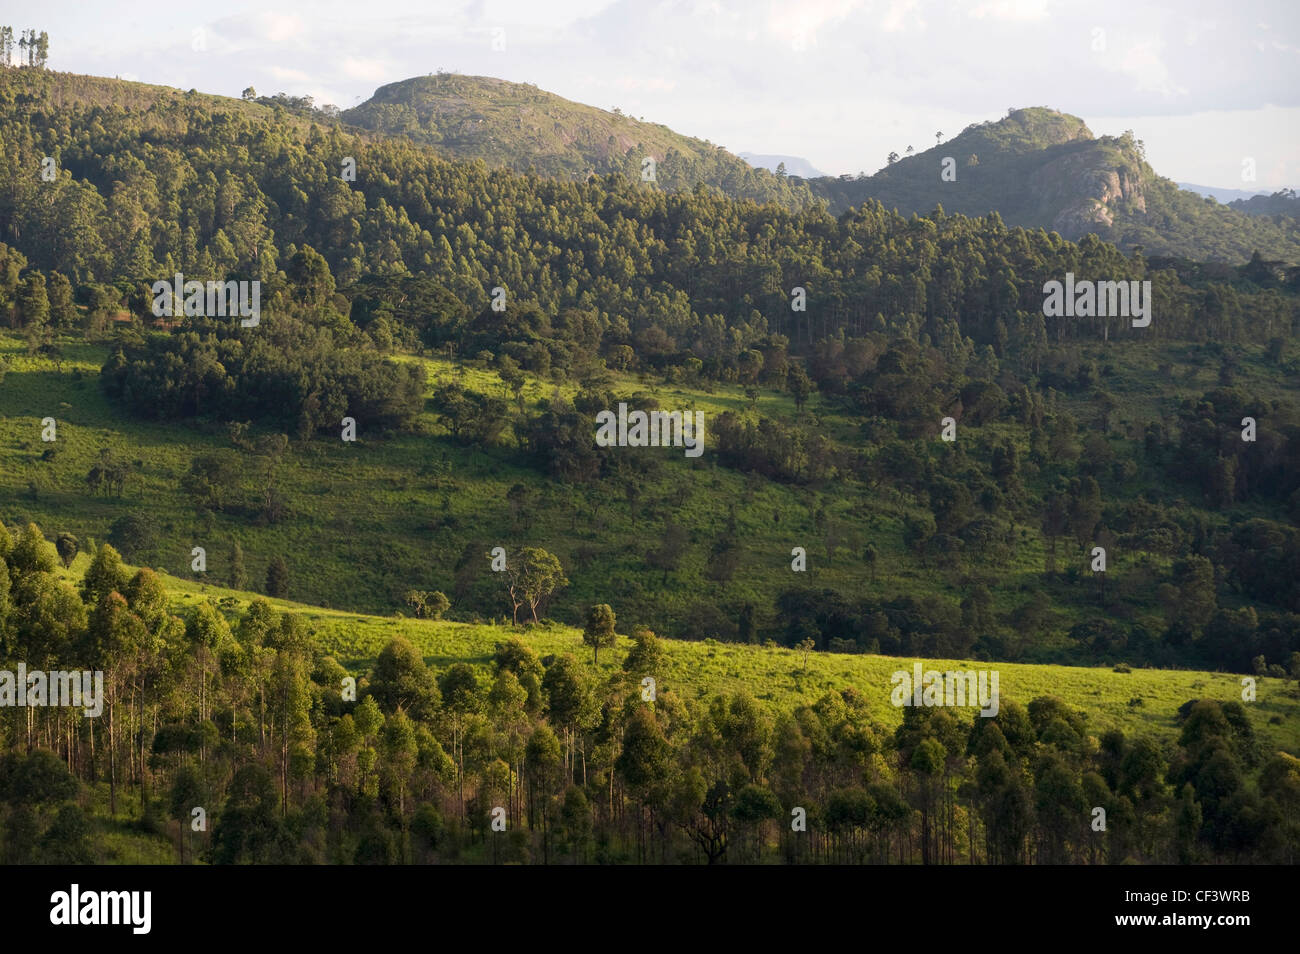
[[623, 626, 663, 678], [645, 522, 689, 584], [582, 604, 616, 665], [503, 547, 568, 624], [265, 556, 289, 598], [55, 532, 78, 569], [405, 590, 428, 617], [405, 589, 451, 620], [425, 590, 450, 619]]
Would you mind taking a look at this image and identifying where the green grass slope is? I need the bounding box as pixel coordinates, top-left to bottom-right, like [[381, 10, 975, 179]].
[[5, 328, 1297, 663], [50, 552, 1300, 757]]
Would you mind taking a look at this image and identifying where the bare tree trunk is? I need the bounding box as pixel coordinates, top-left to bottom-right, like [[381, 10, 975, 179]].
[[108, 699, 117, 816], [139, 679, 148, 808], [281, 684, 289, 817]]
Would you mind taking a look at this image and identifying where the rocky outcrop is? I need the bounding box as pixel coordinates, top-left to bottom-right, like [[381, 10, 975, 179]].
[[1031, 145, 1147, 239]]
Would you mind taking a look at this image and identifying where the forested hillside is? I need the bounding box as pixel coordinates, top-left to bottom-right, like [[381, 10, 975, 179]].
[[2, 65, 1299, 673], [6, 70, 1295, 266], [343, 74, 816, 209], [1, 63, 1299, 867], [806, 108, 1300, 264], [1230, 188, 1300, 219]]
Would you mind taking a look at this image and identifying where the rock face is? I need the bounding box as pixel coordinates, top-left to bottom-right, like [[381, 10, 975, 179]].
[[1031, 148, 1147, 240]]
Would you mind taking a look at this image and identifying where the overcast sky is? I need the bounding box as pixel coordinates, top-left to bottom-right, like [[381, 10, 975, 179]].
[[30, 0, 1300, 190]]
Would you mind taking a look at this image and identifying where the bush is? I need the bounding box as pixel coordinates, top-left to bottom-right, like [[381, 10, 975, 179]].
[[107, 513, 159, 563]]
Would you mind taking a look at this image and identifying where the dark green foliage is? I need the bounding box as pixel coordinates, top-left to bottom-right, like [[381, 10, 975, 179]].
[[107, 513, 158, 563], [0, 750, 78, 804], [265, 556, 290, 598], [101, 319, 426, 435], [210, 764, 297, 863], [367, 636, 439, 720], [582, 603, 616, 664], [54, 532, 77, 569], [229, 541, 247, 590], [0, 519, 1295, 864]]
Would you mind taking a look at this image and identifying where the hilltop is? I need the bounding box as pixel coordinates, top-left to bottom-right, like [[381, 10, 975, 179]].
[[1230, 189, 1300, 218], [343, 73, 816, 208], [805, 108, 1300, 264]]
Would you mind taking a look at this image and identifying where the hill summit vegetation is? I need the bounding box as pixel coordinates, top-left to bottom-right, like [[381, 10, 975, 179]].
[[342, 72, 818, 208], [806, 108, 1300, 264]]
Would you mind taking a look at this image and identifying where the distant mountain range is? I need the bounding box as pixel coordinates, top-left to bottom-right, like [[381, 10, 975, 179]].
[[737, 153, 826, 178], [1178, 183, 1270, 204]]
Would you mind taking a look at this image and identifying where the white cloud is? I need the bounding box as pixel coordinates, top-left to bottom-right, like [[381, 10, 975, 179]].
[[880, 0, 926, 33], [260, 13, 307, 44], [766, 0, 862, 42], [966, 0, 1050, 22], [269, 66, 313, 83], [342, 57, 392, 82], [1112, 39, 1189, 98], [616, 75, 677, 92]]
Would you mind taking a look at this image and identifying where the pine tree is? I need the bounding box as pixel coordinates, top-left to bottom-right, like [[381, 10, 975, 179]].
[[230, 541, 247, 590], [265, 555, 289, 598]]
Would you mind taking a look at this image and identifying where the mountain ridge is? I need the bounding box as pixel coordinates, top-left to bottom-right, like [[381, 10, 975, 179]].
[[5, 69, 1297, 263]]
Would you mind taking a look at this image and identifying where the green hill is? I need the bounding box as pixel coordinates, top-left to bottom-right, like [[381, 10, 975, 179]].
[[5, 323, 1299, 674], [0, 68, 328, 131], [343, 73, 817, 208], [807, 108, 1300, 264]]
